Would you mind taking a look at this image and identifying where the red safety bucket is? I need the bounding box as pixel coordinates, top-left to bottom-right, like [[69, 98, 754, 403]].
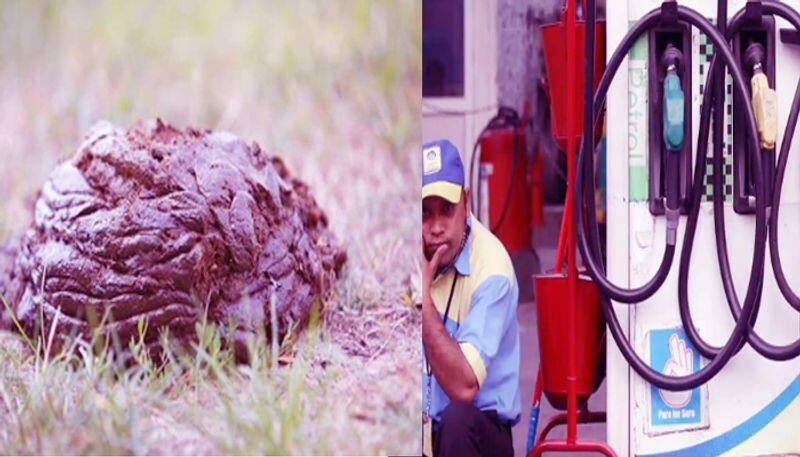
[[534, 272, 604, 410], [540, 14, 606, 152]]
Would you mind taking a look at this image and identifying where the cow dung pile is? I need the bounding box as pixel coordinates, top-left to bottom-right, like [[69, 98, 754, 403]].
[[0, 119, 346, 361]]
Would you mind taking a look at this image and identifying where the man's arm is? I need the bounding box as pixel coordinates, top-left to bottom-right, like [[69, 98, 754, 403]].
[[422, 245, 479, 403], [422, 291, 479, 402]]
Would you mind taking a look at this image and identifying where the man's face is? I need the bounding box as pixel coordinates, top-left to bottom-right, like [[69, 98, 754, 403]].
[[422, 190, 469, 267]]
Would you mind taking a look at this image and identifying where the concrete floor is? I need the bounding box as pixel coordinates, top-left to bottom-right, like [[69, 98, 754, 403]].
[[510, 207, 608, 456]]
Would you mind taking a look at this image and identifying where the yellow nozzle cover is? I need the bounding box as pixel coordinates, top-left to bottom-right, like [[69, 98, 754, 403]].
[[751, 72, 778, 150]]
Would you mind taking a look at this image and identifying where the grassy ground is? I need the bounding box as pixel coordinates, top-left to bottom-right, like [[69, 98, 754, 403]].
[[0, 1, 421, 454]]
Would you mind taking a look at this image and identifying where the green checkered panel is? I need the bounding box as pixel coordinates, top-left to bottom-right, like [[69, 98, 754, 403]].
[[697, 24, 734, 203]]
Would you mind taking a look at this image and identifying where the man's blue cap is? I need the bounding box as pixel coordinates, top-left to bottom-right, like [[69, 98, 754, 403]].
[[422, 139, 464, 204]]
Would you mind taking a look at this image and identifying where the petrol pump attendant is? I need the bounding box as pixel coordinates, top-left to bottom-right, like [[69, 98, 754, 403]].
[[421, 139, 521, 457]]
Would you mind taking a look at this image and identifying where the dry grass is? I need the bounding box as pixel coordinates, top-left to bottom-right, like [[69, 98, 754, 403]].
[[0, 0, 421, 454]]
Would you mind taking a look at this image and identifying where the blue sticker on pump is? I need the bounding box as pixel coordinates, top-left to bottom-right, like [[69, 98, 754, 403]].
[[649, 328, 702, 426]]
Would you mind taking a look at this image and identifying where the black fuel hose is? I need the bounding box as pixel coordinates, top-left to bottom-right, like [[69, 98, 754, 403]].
[[470, 125, 490, 215], [770, 80, 800, 309], [491, 132, 520, 233], [678, 0, 754, 361], [767, 1, 800, 313], [680, 0, 800, 361], [577, 0, 766, 390], [678, 50, 765, 360], [571, 7, 675, 305], [677, 54, 761, 359]]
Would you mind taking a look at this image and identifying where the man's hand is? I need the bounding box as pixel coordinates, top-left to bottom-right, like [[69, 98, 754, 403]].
[[422, 243, 478, 403], [422, 244, 446, 299]]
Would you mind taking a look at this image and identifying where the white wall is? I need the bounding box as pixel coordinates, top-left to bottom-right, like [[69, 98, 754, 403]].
[[422, 0, 498, 187]]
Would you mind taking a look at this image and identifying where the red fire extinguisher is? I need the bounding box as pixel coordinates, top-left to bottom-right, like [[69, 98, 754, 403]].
[[469, 106, 531, 254]]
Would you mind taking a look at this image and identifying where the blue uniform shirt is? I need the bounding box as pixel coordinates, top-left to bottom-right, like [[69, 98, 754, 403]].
[[423, 214, 521, 425]]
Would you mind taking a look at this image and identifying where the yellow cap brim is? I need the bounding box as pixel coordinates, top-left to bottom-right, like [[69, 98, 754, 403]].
[[422, 181, 462, 204]]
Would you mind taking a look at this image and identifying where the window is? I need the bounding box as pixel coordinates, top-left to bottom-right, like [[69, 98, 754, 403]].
[[422, 0, 464, 97]]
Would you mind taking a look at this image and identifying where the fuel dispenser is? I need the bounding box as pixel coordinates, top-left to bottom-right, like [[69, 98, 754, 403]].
[[526, 0, 800, 455], [574, 0, 800, 454]]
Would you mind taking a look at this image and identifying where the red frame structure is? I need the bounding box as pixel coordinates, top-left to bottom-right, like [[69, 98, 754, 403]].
[[528, 0, 615, 454]]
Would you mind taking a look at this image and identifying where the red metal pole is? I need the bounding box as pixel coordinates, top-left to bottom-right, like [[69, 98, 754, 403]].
[[520, 101, 530, 132], [531, 4, 616, 457], [554, 182, 570, 272], [563, 0, 579, 444]]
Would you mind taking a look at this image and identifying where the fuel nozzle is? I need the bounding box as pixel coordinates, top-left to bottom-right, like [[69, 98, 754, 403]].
[[744, 41, 766, 76], [661, 44, 684, 241], [662, 44, 685, 153], [661, 43, 684, 75], [745, 41, 777, 149]]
